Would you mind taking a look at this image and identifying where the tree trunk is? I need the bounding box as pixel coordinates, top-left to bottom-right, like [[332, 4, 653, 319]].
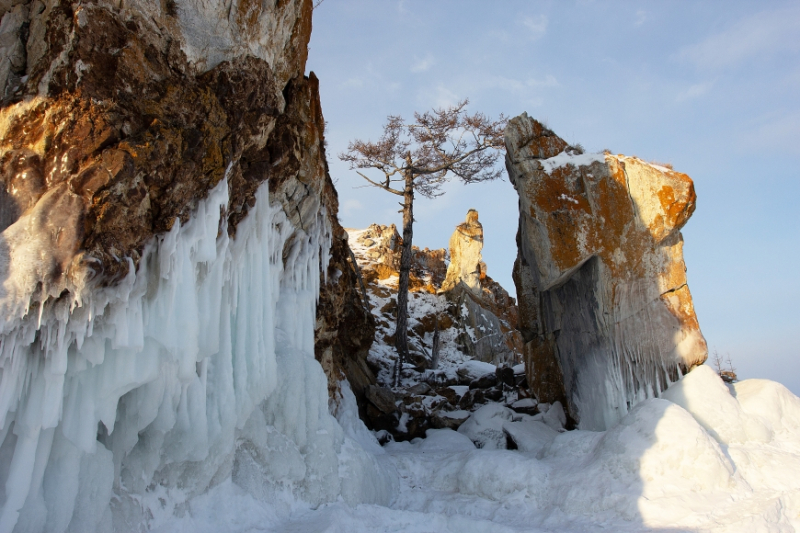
[[393, 169, 414, 387]]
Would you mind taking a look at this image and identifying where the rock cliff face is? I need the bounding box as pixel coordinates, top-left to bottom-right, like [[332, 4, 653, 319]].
[[506, 113, 707, 430], [0, 0, 382, 529], [0, 0, 370, 399]]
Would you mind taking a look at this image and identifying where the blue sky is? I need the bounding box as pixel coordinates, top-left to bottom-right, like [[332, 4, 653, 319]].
[[307, 0, 800, 393]]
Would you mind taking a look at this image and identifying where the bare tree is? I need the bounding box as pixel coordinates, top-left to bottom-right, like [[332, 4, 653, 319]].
[[340, 99, 506, 386]]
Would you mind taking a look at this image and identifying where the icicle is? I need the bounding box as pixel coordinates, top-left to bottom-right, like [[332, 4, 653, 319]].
[[0, 177, 389, 532]]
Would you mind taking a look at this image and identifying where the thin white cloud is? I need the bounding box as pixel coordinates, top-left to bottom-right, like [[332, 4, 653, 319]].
[[411, 54, 435, 73], [677, 6, 800, 70], [340, 77, 365, 89], [634, 10, 647, 27], [676, 80, 714, 102], [527, 75, 558, 88], [738, 109, 800, 155], [341, 199, 363, 217], [433, 85, 461, 108], [337, 65, 401, 93], [521, 15, 548, 40]]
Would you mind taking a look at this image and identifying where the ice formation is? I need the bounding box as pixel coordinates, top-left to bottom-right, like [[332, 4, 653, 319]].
[[0, 179, 391, 532]]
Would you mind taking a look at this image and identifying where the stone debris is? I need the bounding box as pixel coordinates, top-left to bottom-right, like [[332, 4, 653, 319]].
[[347, 216, 536, 442]]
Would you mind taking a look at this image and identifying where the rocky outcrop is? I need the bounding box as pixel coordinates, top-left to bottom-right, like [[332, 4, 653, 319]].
[[0, 0, 310, 308], [439, 209, 522, 365], [441, 208, 483, 294], [347, 215, 525, 441], [316, 184, 377, 406], [0, 0, 384, 528], [506, 113, 707, 430], [0, 0, 370, 399]]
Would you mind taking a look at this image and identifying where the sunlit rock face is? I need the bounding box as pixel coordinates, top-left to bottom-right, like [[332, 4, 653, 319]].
[[440, 209, 522, 364], [442, 209, 483, 294], [506, 112, 707, 431], [0, 0, 385, 531]]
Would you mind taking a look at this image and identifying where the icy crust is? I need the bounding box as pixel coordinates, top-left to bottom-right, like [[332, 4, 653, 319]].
[[0, 179, 391, 532]]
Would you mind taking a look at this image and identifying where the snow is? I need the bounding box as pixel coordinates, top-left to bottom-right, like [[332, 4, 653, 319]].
[[456, 360, 496, 382], [3, 179, 800, 531], [539, 151, 605, 175], [219, 370, 800, 532]]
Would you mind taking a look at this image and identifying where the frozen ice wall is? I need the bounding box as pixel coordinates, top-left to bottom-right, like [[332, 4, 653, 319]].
[[0, 179, 391, 532]]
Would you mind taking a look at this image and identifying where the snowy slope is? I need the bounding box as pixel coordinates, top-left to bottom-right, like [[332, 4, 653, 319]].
[[147, 365, 800, 532]]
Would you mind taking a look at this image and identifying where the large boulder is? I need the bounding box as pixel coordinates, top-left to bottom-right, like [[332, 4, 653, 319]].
[[506, 112, 707, 430]]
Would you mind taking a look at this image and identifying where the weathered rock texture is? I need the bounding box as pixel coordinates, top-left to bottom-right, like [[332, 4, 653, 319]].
[[441, 208, 483, 294], [439, 209, 522, 365], [0, 0, 371, 399], [506, 112, 707, 430]]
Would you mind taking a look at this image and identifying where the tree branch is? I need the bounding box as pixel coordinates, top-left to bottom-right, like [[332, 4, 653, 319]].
[[356, 171, 404, 196]]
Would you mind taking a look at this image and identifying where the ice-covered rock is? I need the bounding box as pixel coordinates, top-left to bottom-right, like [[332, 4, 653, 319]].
[[506, 112, 708, 430], [456, 360, 497, 383], [0, 0, 385, 530], [457, 403, 514, 450], [503, 420, 558, 454]]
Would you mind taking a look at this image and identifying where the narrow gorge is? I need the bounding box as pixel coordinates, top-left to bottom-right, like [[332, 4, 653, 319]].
[[0, 1, 799, 532]]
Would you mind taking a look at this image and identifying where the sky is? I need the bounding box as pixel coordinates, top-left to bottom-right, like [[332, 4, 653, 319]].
[[306, 0, 800, 394]]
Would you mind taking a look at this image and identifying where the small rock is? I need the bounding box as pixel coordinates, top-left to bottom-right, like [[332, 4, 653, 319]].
[[542, 401, 567, 431], [408, 350, 430, 371], [510, 397, 538, 416], [436, 387, 460, 404], [459, 389, 485, 410], [456, 360, 496, 384], [457, 403, 514, 450], [374, 430, 393, 445], [495, 364, 515, 387], [365, 385, 396, 415], [483, 388, 503, 402], [469, 373, 498, 390], [408, 382, 433, 396], [431, 409, 471, 430]]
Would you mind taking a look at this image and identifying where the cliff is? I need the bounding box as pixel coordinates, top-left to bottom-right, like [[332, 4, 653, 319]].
[[0, 0, 384, 530], [506, 113, 708, 430]]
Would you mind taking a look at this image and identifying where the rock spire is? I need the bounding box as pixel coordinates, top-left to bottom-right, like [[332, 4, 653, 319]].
[[442, 208, 484, 294]]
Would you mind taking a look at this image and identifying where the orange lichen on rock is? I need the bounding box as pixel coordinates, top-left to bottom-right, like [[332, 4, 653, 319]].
[[506, 112, 708, 430]]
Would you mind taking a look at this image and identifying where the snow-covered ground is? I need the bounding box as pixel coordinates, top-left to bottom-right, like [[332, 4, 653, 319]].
[[150, 365, 800, 532], [3, 184, 799, 532]]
